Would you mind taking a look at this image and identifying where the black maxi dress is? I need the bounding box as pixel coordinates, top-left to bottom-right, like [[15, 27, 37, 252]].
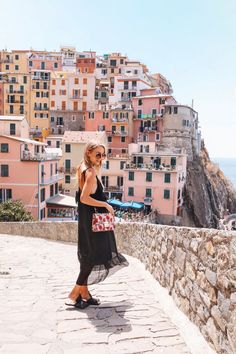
[[76, 171, 128, 285]]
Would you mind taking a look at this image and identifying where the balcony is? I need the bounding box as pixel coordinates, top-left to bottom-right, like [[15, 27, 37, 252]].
[[119, 87, 137, 92], [107, 153, 129, 158], [136, 114, 162, 119], [6, 99, 27, 104], [69, 95, 82, 100], [112, 130, 128, 136], [0, 58, 13, 63], [6, 90, 27, 94], [120, 97, 131, 102], [21, 151, 60, 161], [144, 197, 153, 203], [104, 186, 124, 192], [32, 76, 50, 81], [124, 163, 177, 172], [139, 126, 158, 133], [112, 117, 128, 123], [32, 85, 49, 90], [40, 174, 64, 186], [58, 166, 77, 174], [34, 106, 49, 111]]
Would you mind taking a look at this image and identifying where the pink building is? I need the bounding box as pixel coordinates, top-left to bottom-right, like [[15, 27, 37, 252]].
[[0, 134, 63, 219], [28, 52, 62, 72], [132, 89, 176, 145], [123, 143, 187, 223]]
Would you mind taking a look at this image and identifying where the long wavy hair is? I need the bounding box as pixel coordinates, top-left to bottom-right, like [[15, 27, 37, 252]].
[[77, 140, 106, 186]]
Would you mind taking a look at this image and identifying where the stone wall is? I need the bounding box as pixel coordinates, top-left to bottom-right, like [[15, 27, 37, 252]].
[[0, 221, 235, 354]]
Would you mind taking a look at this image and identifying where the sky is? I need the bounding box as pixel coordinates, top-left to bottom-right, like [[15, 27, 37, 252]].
[[1, 0, 236, 158]]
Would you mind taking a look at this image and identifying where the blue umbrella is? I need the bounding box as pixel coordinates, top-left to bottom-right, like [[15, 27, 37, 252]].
[[107, 199, 123, 207]]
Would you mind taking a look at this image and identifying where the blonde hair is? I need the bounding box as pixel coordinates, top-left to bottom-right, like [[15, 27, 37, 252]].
[[76, 140, 106, 186]]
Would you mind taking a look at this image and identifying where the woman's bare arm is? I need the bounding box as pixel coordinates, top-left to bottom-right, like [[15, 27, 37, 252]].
[[80, 168, 107, 208]]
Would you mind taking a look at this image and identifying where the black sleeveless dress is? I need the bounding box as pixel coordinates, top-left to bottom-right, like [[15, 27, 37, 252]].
[[76, 172, 128, 285]]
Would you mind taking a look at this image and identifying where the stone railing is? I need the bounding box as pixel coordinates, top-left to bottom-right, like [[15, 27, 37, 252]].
[[0, 221, 235, 354]]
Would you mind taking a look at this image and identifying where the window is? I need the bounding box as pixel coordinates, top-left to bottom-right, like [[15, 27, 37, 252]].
[[105, 161, 109, 169], [1, 144, 9, 153], [108, 136, 112, 143], [15, 54, 19, 60], [54, 62, 58, 69], [36, 92, 40, 98], [10, 105, 14, 114], [41, 62, 45, 70], [5, 65, 9, 70], [103, 112, 109, 119], [40, 188, 45, 202], [29, 61, 32, 67], [120, 59, 124, 64], [121, 136, 126, 143], [15, 65, 19, 70], [138, 110, 142, 118], [89, 112, 94, 119], [56, 141, 60, 148], [43, 82, 47, 90], [62, 101, 66, 110], [47, 140, 51, 146], [0, 189, 12, 202], [65, 175, 71, 184], [182, 120, 187, 126], [128, 187, 134, 196], [65, 159, 71, 171], [124, 81, 129, 90], [164, 173, 171, 183], [55, 183, 58, 194], [171, 157, 176, 166], [83, 90, 87, 96], [83, 78, 87, 84], [61, 79, 65, 85], [1, 165, 9, 177], [174, 107, 178, 114], [164, 189, 170, 199], [110, 60, 117, 66], [36, 82, 40, 89], [74, 78, 79, 84], [128, 171, 134, 181], [138, 99, 142, 106], [146, 188, 152, 197], [117, 176, 123, 186], [50, 184, 54, 197], [152, 109, 157, 117], [156, 133, 160, 141], [178, 189, 181, 199], [23, 76, 27, 84], [120, 161, 125, 170], [10, 123, 16, 135], [65, 144, 71, 153], [146, 172, 152, 182], [50, 116, 54, 122]]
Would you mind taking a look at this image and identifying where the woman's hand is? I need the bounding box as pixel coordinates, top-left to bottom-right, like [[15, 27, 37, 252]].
[[105, 203, 115, 215]]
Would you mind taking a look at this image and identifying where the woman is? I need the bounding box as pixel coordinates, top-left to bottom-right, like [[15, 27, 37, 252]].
[[66, 141, 128, 309]]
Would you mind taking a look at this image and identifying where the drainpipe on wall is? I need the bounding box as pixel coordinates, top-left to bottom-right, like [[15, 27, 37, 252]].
[[38, 162, 41, 220]]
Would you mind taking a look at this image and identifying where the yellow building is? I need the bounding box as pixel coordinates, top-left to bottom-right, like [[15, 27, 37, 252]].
[[60, 131, 108, 197], [1, 50, 30, 123]]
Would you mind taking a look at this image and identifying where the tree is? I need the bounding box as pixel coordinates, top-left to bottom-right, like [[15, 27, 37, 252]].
[[0, 200, 33, 222]]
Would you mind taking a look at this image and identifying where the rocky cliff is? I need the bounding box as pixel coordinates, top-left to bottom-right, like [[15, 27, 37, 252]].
[[182, 141, 236, 228]]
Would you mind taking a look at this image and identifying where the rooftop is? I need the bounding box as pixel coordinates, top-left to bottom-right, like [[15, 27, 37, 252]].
[[62, 130, 107, 143], [0, 234, 215, 354], [0, 115, 25, 121], [0, 135, 46, 145]]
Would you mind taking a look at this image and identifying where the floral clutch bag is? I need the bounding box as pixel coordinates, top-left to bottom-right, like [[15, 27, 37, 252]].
[[92, 212, 115, 232]]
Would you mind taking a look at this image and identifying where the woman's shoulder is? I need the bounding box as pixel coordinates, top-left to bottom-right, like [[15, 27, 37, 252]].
[[83, 166, 96, 178]]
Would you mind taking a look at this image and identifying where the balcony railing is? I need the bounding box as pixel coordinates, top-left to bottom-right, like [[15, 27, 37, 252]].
[[34, 106, 49, 111], [144, 197, 153, 203], [40, 174, 64, 185], [107, 153, 129, 158], [0, 58, 13, 63], [104, 186, 124, 192], [125, 163, 177, 172], [136, 114, 162, 119], [21, 151, 60, 161], [112, 131, 128, 136], [112, 117, 129, 123], [58, 166, 77, 174], [69, 95, 82, 100]]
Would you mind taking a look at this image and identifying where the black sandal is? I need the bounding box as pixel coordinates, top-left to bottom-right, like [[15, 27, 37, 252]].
[[86, 292, 101, 305], [75, 294, 90, 309]]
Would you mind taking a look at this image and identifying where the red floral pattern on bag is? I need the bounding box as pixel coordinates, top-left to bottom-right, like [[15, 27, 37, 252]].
[[92, 213, 115, 232]]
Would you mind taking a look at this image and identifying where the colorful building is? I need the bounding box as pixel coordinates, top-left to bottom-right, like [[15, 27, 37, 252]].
[[123, 142, 187, 223], [60, 131, 108, 197]]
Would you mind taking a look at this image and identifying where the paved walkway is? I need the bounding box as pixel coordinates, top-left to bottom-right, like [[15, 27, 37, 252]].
[[0, 234, 215, 354]]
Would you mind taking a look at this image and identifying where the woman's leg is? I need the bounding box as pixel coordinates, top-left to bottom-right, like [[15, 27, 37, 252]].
[[68, 262, 93, 301]]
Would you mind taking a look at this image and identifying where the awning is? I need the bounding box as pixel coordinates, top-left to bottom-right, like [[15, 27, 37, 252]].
[[46, 194, 77, 208], [107, 199, 144, 210]]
